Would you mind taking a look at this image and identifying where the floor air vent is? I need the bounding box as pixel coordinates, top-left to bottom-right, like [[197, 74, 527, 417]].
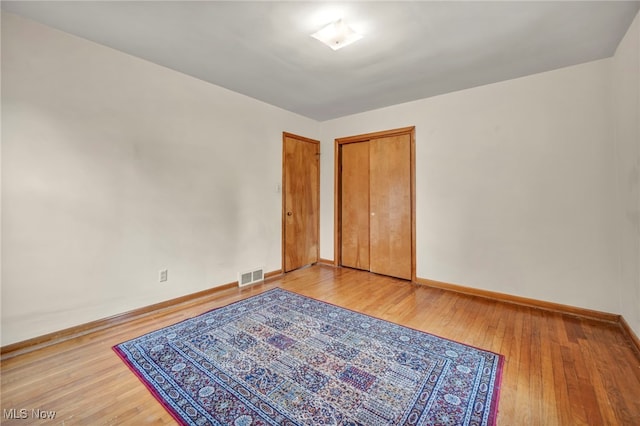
[[239, 267, 264, 287]]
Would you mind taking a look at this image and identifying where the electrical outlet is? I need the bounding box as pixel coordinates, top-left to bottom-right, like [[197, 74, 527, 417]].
[[159, 269, 168, 282]]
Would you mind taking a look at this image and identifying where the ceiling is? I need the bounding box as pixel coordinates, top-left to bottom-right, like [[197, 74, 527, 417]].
[[2, 1, 639, 121]]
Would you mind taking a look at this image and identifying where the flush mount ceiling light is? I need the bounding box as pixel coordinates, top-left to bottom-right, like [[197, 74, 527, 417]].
[[311, 19, 363, 51]]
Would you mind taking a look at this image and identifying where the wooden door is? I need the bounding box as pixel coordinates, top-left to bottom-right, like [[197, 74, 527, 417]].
[[369, 134, 412, 280], [283, 133, 320, 272], [335, 127, 415, 281], [340, 142, 370, 270]]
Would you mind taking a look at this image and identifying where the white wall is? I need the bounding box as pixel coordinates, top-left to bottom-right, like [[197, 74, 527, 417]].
[[1, 12, 319, 345], [612, 12, 640, 337], [3, 10, 638, 346], [321, 58, 619, 315]]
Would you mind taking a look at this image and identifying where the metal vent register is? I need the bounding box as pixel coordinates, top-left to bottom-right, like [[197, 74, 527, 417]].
[[238, 267, 264, 287]]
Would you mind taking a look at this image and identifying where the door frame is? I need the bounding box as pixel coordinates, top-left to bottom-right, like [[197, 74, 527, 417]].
[[334, 126, 416, 281], [282, 132, 320, 273]]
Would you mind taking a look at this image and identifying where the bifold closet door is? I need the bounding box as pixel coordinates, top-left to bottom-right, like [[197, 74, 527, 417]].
[[340, 142, 370, 270], [339, 133, 412, 280], [369, 134, 412, 280]]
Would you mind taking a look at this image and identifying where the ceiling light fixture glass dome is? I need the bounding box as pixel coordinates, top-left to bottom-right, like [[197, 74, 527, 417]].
[[311, 18, 363, 50]]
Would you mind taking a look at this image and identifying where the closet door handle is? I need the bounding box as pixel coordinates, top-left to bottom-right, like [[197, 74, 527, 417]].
[[287, 212, 293, 216]]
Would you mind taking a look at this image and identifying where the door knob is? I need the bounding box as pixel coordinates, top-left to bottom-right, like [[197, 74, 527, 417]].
[[287, 212, 293, 216]]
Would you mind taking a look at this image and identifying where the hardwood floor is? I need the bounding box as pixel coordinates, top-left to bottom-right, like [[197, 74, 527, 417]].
[[2, 265, 639, 425]]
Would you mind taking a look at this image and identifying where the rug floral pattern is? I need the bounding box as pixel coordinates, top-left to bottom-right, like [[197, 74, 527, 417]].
[[114, 288, 503, 425]]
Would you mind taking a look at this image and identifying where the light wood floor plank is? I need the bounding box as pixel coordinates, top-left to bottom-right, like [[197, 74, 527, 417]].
[[1, 265, 639, 425]]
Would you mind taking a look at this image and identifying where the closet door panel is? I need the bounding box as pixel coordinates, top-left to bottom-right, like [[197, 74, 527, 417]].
[[369, 134, 412, 280], [340, 142, 370, 270]]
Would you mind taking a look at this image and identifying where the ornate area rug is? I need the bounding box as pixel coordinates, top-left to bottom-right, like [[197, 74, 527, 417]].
[[114, 288, 503, 425]]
